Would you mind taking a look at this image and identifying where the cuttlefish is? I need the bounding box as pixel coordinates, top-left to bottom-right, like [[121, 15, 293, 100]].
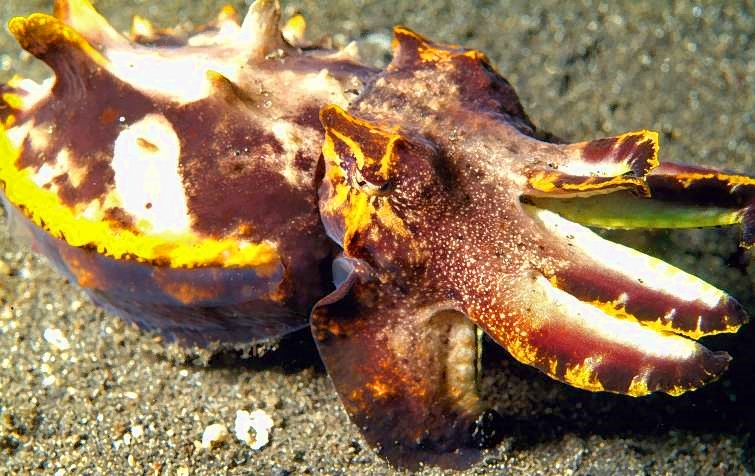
[[1, 0, 753, 469]]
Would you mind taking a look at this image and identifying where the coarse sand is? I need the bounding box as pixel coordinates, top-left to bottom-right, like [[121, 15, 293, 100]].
[[0, 1, 753, 474]]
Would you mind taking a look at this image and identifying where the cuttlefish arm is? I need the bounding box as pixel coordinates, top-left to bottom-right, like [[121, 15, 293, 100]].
[[522, 133, 750, 339], [312, 256, 493, 469], [312, 104, 498, 468], [529, 145, 755, 248], [312, 27, 748, 469]]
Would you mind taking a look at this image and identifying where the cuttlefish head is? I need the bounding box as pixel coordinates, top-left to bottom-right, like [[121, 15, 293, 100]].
[[318, 104, 445, 281], [315, 104, 500, 469]]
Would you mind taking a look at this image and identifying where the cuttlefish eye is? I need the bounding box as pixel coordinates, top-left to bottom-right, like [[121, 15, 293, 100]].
[[320, 103, 405, 187], [350, 166, 394, 196], [319, 104, 425, 256]]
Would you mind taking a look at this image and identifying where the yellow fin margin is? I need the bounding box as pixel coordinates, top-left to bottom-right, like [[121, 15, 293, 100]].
[[0, 124, 279, 273]]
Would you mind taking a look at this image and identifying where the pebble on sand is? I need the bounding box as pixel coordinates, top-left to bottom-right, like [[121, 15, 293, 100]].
[[200, 423, 230, 450], [43, 327, 70, 351], [234, 409, 274, 450]]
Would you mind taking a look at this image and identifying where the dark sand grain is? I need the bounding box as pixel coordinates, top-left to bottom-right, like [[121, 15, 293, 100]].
[[1, 1, 754, 475]]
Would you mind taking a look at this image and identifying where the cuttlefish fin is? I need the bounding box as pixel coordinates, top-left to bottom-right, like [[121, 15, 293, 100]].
[[311, 256, 497, 469]]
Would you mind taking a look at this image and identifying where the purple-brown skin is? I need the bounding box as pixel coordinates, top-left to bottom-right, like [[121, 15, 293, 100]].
[[0, 0, 374, 344], [1, 0, 755, 470], [312, 29, 755, 467]]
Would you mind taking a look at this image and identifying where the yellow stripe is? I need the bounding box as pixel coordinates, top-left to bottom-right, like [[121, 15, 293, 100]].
[[2, 93, 23, 111], [321, 105, 402, 172], [322, 182, 350, 214], [0, 124, 279, 272], [377, 134, 401, 180], [674, 172, 755, 189], [528, 171, 649, 197], [328, 128, 366, 169], [342, 192, 372, 246], [619, 129, 660, 170], [563, 359, 605, 392], [376, 200, 410, 237], [588, 298, 741, 340], [393, 26, 488, 64], [321, 133, 352, 217]]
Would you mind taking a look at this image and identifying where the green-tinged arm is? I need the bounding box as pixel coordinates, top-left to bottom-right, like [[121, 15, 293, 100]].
[[528, 162, 755, 246]]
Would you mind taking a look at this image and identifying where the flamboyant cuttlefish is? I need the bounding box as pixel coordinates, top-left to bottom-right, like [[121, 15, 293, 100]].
[[1, 0, 753, 469]]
